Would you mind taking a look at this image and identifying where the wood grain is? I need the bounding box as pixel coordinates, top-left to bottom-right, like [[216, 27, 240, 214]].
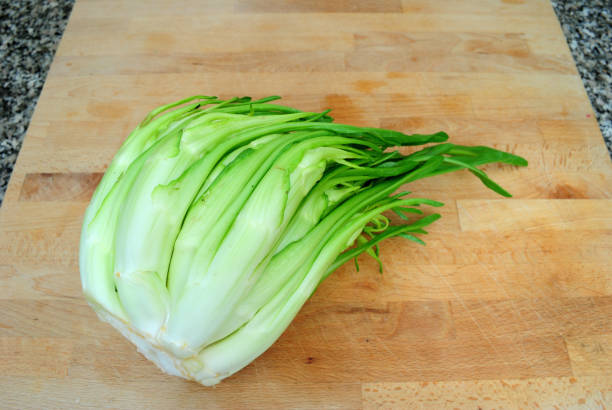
[[362, 376, 611, 409], [19, 173, 103, 202], [0, 0, 610, 408], [566, 335, 612, 377]]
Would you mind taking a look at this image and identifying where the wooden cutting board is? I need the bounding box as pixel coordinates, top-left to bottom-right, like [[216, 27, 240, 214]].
[[1, 0, 611, 408]]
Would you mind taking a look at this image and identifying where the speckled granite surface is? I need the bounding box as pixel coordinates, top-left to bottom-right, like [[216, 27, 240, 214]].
[[1, 0, 75, 205], [551, 0, 612, 155], [0, 0, 611, 206]]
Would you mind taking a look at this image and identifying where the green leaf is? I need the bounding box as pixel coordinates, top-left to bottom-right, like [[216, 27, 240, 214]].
[[444, 157, 512, 197], [399, 233, 426, 246]]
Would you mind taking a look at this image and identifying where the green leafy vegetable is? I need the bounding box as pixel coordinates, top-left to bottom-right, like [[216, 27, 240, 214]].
[[80, 95, 527, 386]]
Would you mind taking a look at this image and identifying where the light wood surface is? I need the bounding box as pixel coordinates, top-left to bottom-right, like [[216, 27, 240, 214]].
[[1, 0, 611, 408]]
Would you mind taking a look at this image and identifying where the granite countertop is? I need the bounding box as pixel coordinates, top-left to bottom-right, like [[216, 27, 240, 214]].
[[552, 0, 612, 152], [1, 1, 610, 206], [1, 0, 75, 205]]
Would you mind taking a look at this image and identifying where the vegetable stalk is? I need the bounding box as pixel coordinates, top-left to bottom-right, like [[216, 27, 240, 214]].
[[80, 95, 527, 386]]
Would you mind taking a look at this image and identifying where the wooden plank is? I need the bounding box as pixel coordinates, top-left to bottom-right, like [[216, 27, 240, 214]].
[[0, 203, 83, 269], [566, 334, 612, 377], [0, 202, 84, 233], [19, 173, 102, 202], [235, 0, 403, 13], [50, 50, 574, 76], [0, 296, 607, 389], [54, 27, 577, 74], [457, 199, 612, 232], [55, 14, 564, 51], [54, 52, 347, 74], [252, 304, 574, 383], [400, 0, 555, 16], [347, 32, 573, 74], [43, 72, 586, 100], [0, 376, 362, 410], [0, 299, 117, 338], [0, 264, 82, 300], [295, 295, 612, 343], [362, 376, 612, 409], [354, 32, 532, 57], [31, 90, 594, 128], [0, 299, 574, 383], [0, 337, 72, 378], [28, 94, 594, 144], [70, 0, 235, 19], [377, 230, 612, 266], [70, 0, 556, 18], [323, 261, 612, 301]]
